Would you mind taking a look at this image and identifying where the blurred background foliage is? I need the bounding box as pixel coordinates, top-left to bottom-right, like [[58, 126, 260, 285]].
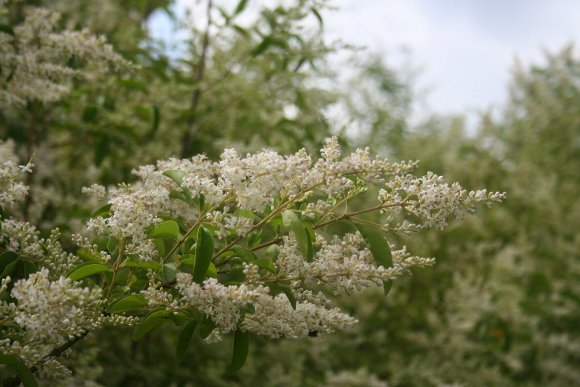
[[1, 0, 578, 386]]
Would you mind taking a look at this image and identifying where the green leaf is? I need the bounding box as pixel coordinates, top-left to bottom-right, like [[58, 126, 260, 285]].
[[218, 268, 245, 284], [149, 105, 160, 137], [77, 248, 103, 262], [122, 260, 162, 271], [108, 294, 148, 314], [91, 203, 112, 218], [354, 224, 393, 295], [82, 105, 99, 123], [0, 251, 19, 277], [132, 310, 172, 341], [151, 220, 180, 239], [251, 36, 272, 57], [311, 7, 323, 27], [282, 210, 313, 262], [270, 284, 296, 309], [179, 254, 196, 266], [230, 245, 257, 262], [0, 354, 38, 387], [233, 24, 249, 37], [193, 227, 214, 283], [176, 320, 197, 363], [254, 258, 276, 273], [163, 263, 177, 283], [163, 170, 187, 186], [94, 134, 110, 167], [68, 263, 112, 281], [304, 223, 314, 262], [230, 330, 250, 373], [199, 316, 216, 339], [207, 262, 217, 278], [234, 0, 249, 15]]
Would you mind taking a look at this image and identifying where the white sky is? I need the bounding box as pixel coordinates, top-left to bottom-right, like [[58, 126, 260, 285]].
[[150, 0, 580, 116], [325, 0, 580, 115]]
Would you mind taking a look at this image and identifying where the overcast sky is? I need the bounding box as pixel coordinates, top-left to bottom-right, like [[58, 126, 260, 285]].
[[324, 0, 580, 115], [150, 0, 580, 116]]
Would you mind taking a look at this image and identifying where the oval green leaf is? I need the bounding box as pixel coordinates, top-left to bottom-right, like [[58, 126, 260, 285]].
[[123, 260, 162, 271], [0, 251, 19, 277], [354, 223, 393, 295], [163, 262, 177, 283], [68, 263, 112, 281], [193, 227, 214, 283], [108, 294, 148, 314], [176, 320, 197, 363], [0, 354, 38, 387], [163, 170, 187, 186], [230, 330, 250, 373], [199, 316, 216, 339], [151, 220, 180, 239], [132, 310, 172, 341], [254, 259, 276, 274], [91, 203, 112, 218]]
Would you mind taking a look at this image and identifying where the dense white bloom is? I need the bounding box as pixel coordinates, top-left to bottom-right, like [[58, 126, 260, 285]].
[[0, 140, 32, 208], [10, 269, 102, 343], [0, 7, 128, 107], [382, 171, 506, 229]]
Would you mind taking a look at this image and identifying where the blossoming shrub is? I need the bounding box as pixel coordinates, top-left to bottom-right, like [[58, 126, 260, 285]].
[[0, 137, 503, 384]]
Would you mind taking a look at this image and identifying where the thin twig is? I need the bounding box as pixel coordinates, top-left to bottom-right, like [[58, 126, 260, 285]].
[[181, 0, 213, 158]]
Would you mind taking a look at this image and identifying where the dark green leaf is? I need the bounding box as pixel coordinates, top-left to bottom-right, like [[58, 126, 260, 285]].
[[230, 330, 249, 373], [233, 24, 249, 37], [151, 220, 180, 239], [354, 224, 393, 295], [218, 268, 245, 284], [0, 251, 19, 276], [68, 263, 112, 281], [311, 7, 323, 27], [82, 105, 99, 123], [230, 245, 257, 262], [234, 0, 249, 15], [0, 354, 38, 387], [123, 261, 162, 271], [149, 105, 160, 137], [132, 310, 172, 341], [251, 36, 272, 57], [193, 227, 214, 283], [176, 320, 197, 363], [270, 284, 296, 309], [199, 316, 216, 339], [94, 134, 110, 167], [77, 248, 103, 262], [254, 258, 276, 273], [282, 210, 313, 262], [108, 294, 148, 314]]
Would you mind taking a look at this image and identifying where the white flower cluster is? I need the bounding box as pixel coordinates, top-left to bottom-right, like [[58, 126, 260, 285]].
[[0, 7, 128, 107], [381, 171, 506, 229], [0, 268, 135, 375], [0, 140, 32, 209], [9, 269, 102, 343], [175, 274, 357, 339], [78, 137, 503, 344]]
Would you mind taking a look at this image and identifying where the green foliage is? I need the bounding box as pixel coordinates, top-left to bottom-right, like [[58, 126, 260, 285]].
[[2, 0, 576, 386]]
